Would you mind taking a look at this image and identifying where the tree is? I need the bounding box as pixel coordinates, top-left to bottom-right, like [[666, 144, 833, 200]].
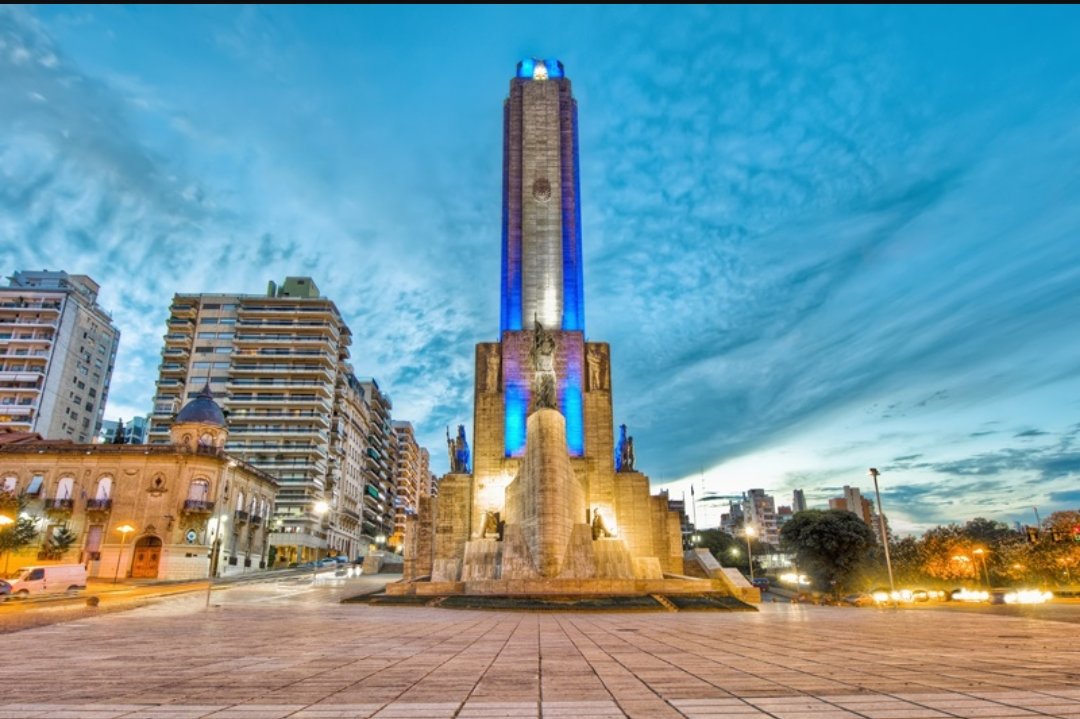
[[694, 528, 761, 575], [43, 526, 78, 559], [1028, 510, 1080, 586], [779, 510, 876, 595], [112, 418, 127, 444], [0, 515, 39, 574]]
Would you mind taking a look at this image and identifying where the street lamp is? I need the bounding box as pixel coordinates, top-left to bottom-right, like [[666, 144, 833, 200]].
[[0, 514, 13, 575], [744, 525, 756, 581], [972, 548, 990, 588], [113, 524, 135, 584], [868, 468, 896, 600]]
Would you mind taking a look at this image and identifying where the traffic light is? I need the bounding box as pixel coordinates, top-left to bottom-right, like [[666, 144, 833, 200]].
[[1073, 524, 1080, 542]]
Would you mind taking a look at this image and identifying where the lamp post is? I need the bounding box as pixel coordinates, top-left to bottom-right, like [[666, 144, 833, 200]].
[[744, 525, 756, 581], [868, 468, 896, 600], [0, 514, 13, 575], [972, 547, 990, 588], [112, 524, 135, 584], [312, 500, 329, 584], [206, 461, 236, 609]]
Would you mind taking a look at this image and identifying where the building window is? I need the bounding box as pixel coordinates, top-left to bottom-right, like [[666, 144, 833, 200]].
[[26, 475, 44, 496], [95, 476, 112, 500], [55, 476, 75, 500], [1, 475, 16, 494], [187, 478, 210, 502]]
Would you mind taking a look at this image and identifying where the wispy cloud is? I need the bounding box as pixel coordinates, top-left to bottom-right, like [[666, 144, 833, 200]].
[[2, 6, 1078, 527]]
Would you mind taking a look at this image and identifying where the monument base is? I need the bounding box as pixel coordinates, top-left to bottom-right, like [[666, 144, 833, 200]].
[[383, 574, 730, 597]]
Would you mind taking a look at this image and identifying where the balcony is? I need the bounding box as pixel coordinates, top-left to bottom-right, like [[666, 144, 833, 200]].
[[235, 509, 250, 523], [45, 497, 74, 513], [86, 498, 112, 512], [182, 499, 215, 514], [250, 515, 263, 526]]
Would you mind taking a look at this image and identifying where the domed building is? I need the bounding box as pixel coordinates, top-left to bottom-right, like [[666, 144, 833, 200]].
[[0, 386, 278, 580]]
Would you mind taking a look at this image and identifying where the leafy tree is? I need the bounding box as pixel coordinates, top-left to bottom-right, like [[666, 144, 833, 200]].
[[693, 528, 762, 576], [779, 510, 876, 595], [0, 515, 39, 574], [1028, 510, 1080, 586], [43, 526, 78, 559]]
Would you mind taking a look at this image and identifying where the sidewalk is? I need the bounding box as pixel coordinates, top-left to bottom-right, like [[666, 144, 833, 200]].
[[0, 596, 1077, 717]]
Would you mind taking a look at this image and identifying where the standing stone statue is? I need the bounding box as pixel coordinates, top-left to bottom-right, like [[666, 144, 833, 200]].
[[615, 424, 628, 472], [447, 425, 472, 473], [446, 426, 456, 470], [529, 317, 557, 411], [455, 425, 471, 473], [586, 345, 604, 391]]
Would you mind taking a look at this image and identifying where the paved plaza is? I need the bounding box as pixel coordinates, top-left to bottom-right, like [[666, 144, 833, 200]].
[[1, 577, 1078, 719]]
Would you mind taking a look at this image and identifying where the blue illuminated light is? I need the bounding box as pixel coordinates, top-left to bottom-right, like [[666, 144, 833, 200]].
[[517, 58, 564, 80], [504, 382, 527, 457], [560, 99, 584, 332], [563, 384, 584, 456]]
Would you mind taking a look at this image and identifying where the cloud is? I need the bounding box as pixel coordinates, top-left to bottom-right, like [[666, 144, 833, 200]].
[[3, 6, 1078, 531]]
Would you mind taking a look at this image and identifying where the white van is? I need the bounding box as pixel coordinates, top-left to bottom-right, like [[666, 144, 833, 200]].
[[1, 564, 87, 598]]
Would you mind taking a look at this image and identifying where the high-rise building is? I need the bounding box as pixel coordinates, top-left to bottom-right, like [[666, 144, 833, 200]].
[[149, 277, 367, 564], [0, 271, 119, 443], [390, 420, 427, 547], [721, 489, 780, 545], [793, 489, 807, 513], [98, 416, 150, 444], [358, 379, 395, 544], [829, 485, 873, 524]]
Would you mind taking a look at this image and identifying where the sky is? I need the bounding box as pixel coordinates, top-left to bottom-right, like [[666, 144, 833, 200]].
[[1, 6, 1078, 534]]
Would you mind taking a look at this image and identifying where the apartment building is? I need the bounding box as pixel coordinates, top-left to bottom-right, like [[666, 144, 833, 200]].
[[0, 271, 119, 443], [390, 420, 428, 547], [358, 379, 395, 544], [98, 415, 150, 444], [148, 277, 359, 564]]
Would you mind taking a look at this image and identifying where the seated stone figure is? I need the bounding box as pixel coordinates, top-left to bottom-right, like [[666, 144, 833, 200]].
[[481, 510, 502, 540], [591, 507, 613, 540]]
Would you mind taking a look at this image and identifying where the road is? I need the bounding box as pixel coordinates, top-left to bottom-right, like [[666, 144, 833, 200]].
[[0, 567, 388, 633], [762, 590, 1080, 624]]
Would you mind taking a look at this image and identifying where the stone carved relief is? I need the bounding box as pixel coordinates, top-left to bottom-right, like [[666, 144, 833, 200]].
[[586, 344, 608, 391], [529, 318, 557, 410], [484, 346, 501, 394]]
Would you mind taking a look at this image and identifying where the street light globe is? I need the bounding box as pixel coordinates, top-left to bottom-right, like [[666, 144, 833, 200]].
[[314, 501, 330, 516], [0, 514, 13, 527], [116, 523, 135, 534], [745, 526, 756, 537]]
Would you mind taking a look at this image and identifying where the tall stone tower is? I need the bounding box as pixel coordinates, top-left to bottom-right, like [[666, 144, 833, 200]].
[[398, 60, 696, 595]]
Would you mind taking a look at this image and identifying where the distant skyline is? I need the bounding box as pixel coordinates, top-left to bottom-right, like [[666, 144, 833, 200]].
[[1, 6, 1078, 533]]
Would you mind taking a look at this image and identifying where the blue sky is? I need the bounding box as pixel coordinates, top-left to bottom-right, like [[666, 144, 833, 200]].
[[2, 6, 1078, 533]]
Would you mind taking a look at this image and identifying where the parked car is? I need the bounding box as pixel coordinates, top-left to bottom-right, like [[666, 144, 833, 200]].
[[0, 564, 87, 598], [841, 593, 875, 607]]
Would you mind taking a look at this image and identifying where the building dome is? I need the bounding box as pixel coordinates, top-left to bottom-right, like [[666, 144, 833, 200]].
[[175, 384, 226, 427]]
